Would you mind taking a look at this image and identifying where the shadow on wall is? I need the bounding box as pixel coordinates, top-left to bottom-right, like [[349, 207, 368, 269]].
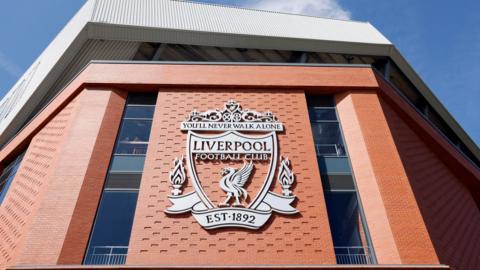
[[380, 98, 480, 270]]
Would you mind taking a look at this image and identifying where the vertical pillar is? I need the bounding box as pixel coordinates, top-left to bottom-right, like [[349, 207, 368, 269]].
[[336, 91, 438, 264], [15, 88, 126, 265], [1, 94, 81, 270], [57, 88, 127, 264]]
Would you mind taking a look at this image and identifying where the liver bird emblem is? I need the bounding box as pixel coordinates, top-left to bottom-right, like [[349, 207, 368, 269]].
[[219, 161, 254, 207]]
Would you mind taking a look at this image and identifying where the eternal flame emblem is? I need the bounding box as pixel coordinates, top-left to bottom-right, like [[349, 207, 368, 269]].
[[165, 100, 298, 230]]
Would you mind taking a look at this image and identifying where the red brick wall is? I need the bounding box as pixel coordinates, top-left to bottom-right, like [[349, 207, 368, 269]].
[[0, 96, 80, 269], [57, 89, 126, 264], [0, 64, 470, 269], [336, 92, 401, 264], [12, 89, 125, 266], [381, 98, 480, 270], [337, 91, 439, 264], [127, 89, 336, 265]]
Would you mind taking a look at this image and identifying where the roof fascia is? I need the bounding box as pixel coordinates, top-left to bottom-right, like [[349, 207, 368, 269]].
[[86, 22, 393, 57]]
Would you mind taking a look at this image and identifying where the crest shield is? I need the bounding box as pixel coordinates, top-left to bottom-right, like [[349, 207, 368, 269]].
[[165, 100, 298, 230], [186, 130, 277, 210]]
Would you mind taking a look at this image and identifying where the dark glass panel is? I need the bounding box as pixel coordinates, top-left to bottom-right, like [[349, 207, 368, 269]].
[[316, 144, 338, 156], [116, 120, 152, 143], [324, 192, 366, 247], [111, 247, 128, 254], [0, 154, 23, 204], [0, 170, 11, 187], [311, 122, 342, 144], [110, 156, 146, 172], [309, 108, 337, 121], [307, 95, 335, 107], [105, 173, 142, 189], [0, 174, 16, 203], [91, 247, 112, 255], [85, 191, 138, 263], [124, 106, 155, 119], [126, 93, 157, 105], [315, 144, 345, 156], [318, 157, 351, 173], [321, 174, 355, 191]]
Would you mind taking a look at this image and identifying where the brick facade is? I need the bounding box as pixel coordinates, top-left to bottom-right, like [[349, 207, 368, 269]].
[[0, 95, 80, 268], [0, 64, 477, 270], [14, 89, 127, 266], [381, 97, 480, 269], [57, 89, 127, 264], [336, 91, 439, 264], [127, 89, 335, 265], [335, 92, 402, 264]]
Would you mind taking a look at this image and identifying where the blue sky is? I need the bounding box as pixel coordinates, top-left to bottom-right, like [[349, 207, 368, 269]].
[[0, 0, 478, 145]]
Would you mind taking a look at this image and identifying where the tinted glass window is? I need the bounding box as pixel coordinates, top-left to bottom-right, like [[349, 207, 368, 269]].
[[115, 142, 148, 155], [310, 108, 337, 121], [84, 191, 138, 264], [322, 174, 355, 191], [316, 144, 343, 156], [307, 96, 335, 107], [109, 156, 146, 173], [311, 122, 346, 156], [105, 173, 142, 189], [0, 153, 24, 204], [308, 95, 374, 264], [318, 157, 351, 173], [0, 174, 15, 203], [126, 93, 157, 105], [324, 192, 365, 247], [124, 106, 155, 119], [84, 93, 157, 265], [117, 120, 152, 143], [311, 122, 343, 145]]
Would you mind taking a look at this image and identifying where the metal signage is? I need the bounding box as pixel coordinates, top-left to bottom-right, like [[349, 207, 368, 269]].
[[165, 100, 298, 230]]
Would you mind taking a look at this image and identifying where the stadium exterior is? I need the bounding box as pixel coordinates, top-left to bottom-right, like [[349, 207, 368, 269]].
[[0, 1, 479, 270]]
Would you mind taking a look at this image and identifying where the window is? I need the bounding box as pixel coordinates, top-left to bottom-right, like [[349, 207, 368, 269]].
[[0, 153, 24, 204], [85, 191, 138, 264], [115, 98, 155, 156], [308, 96, 375, 264], [84, 93, 157, 265], [308, 98, 346, 157], [115, 119, 152, 155], [325, 192, 365, 246]]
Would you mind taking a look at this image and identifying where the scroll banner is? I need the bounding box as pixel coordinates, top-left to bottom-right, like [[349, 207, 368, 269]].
[[165, 192, 202, 214], [166, 191, 297, 229]]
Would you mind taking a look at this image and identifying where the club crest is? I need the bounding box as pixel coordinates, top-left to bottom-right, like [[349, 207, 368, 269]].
[[165, 100, 298, 230]]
